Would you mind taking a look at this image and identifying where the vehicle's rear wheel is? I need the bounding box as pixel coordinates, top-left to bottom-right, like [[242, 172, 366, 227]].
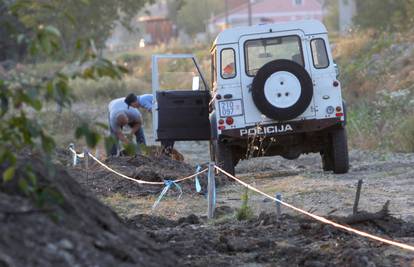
[[331, 127, 349, 174], [212, 140, 235, 176], [321, 148, 333, 171]]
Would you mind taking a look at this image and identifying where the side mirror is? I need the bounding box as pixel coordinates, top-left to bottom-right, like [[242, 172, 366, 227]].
[[192, 76, 200, 90]]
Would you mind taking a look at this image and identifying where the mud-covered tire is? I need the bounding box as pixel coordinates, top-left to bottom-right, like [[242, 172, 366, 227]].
[[212, 140, 235, 176], [331, 127, 349, 174], [252, 59, 313, 121]]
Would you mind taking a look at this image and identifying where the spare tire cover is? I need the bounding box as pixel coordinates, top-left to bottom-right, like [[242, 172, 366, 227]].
[[251, 59, 313, 121]]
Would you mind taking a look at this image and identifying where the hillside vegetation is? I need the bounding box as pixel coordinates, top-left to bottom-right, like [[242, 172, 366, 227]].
[[333, 30, 414, 151]]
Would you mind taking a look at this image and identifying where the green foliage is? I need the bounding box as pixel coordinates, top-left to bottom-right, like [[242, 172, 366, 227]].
[[323, 0, 339, 32], [347, 89, 414, 151], [0, 0, 27, 61], [0, 2, 129, 206], [175, 0, 224, 36], [75, 123, 102, 148], [354, 0, 414, 30], [236, 188, 253, 221], [392, 114, 414, 152], [3, 166, 16, 182], [8, 0, 154, 55]]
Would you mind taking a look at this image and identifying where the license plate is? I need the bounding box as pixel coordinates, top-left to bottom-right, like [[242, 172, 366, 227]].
[[219, 100, 243, 117]]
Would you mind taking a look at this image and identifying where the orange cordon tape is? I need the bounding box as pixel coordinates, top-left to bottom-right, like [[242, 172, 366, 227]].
[[86, 152, 208, 185], [215, 165, 414, 253]]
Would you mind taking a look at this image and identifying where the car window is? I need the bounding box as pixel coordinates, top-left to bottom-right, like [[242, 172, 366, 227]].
[[221, 49, 236, 79], [311, 38, 329, 69], [245, 35, 304, 76]]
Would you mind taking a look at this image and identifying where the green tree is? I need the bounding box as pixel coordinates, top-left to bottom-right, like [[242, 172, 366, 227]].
[[353, 0, 414, 30], [0, 1, 27, 61], [0, 1, 130, 203], [8, 0, 153, 55], [323, 0, 339, 32], [175, 0, 224, 36]]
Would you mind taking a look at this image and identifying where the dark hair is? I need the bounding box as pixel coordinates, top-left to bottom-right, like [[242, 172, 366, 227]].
[[124, 93, 138, 108]]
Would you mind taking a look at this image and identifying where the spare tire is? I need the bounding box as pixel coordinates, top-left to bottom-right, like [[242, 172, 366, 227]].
[[252, 59, 313, 121]]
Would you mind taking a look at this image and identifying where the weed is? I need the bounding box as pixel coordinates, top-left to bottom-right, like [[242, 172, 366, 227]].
[[392, 115, 414, 152], [236, 188, 253, 221]]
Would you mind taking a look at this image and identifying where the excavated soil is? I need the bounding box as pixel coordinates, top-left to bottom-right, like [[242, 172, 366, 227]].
[[127, 211, 414, 267], [0, 155, 177, 267], [39, 147, 414, 266], [62, 152, 212, 198]]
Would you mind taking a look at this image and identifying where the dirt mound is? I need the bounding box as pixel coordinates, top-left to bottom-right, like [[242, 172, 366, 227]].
[[131, 212, 414, 266], [0, 156, 177, 267], [67, 153, 211, 198]]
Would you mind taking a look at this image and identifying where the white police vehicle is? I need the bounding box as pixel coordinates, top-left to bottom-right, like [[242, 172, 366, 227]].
[[152, 20, 349, 175]]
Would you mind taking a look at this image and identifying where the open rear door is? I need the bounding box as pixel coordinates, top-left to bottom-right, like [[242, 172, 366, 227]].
[[152, 54, 211, 141]]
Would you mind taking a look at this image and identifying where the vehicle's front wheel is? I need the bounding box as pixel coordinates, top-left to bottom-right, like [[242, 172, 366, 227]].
[[331, 127, 349, 174], [211, 140, 235, 176]]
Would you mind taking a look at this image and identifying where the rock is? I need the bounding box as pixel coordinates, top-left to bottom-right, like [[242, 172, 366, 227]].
[[58, 239, 74, 250]]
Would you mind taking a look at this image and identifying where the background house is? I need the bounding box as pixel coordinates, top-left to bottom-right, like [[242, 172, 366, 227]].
[[137, 1, 176, 45], [208, 0, 324, 34]]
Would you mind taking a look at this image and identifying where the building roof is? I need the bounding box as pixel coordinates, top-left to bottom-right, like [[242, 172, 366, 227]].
[[213, 20, 327, 45]]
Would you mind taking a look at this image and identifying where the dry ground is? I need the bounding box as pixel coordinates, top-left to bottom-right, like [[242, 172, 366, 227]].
[[87, 141, 414, 223], [63, 140, 414, 266]]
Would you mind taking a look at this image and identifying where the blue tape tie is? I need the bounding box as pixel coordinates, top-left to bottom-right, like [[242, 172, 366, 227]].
[[152, 179, 182, 210], [195, 165, 202, 193]]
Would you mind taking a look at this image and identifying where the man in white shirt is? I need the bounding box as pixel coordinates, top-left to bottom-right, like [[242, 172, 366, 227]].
[[108, 95, 146, 155]]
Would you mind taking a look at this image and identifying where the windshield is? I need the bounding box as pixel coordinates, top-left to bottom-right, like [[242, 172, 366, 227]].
[[245, 35, 304, 76]]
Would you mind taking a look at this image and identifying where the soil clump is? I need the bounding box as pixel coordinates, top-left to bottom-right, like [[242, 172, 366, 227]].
[[60, 149, 213, 198], [0, 156, 177, 267]]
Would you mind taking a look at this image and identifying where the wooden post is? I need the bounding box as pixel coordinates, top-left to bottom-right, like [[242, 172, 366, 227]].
[[95, 148, 100, 160], [207, 162, 216, 219], [276, 192, 282, 220], [83, 148, 89, 179], [353, 179, 363, 215], [69, 143, 76, 166]]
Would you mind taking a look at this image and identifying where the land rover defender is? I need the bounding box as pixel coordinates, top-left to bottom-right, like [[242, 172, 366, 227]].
[[152, 20, 349, 175]]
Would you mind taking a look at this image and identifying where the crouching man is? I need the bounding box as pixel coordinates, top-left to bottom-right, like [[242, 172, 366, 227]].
[[123, 93, 175, 154], [108, 96, 144, 156]]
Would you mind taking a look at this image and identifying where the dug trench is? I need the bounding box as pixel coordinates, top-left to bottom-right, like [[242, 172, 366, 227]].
[[1, 148, 414, 266]]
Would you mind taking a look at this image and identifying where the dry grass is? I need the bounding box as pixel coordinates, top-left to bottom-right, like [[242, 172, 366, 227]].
[[333, 31, 374, 60]]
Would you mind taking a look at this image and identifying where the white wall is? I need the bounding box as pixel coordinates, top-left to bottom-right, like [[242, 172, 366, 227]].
[[339, 0, 356, 32]]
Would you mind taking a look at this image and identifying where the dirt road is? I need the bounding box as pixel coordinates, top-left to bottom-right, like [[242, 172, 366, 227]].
[[100, 140, 414, 223]]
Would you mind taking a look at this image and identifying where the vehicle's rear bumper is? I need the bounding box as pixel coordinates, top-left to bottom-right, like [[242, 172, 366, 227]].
[[220, 118, 342, 139]]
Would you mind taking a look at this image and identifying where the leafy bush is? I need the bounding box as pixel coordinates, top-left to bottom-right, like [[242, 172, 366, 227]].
[[354, 0, 414, 31], [0, 2, 129, 204], [347, 89, 414, 150], [392, 115, 414, 152]]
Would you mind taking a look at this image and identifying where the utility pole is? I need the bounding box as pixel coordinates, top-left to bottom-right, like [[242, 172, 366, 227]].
[[225, 0, 229, 28], [247, 0, 252, 26]]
